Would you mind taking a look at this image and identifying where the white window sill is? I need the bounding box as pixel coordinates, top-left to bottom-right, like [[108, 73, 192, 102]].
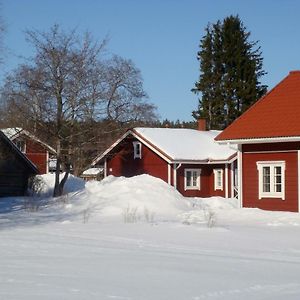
[[259, 193, 285, 200], [185, 187, 200, 191]]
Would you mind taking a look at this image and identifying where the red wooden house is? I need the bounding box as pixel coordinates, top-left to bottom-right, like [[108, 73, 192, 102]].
[[92, 121, 237, 198], [216, 70, 300, 212], [2, 128, 56, 174]]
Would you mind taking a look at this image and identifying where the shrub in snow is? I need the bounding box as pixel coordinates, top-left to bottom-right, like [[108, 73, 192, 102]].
[[28, 175, 46, 197], [123, 205, 139, 223], [144, 207, 155, 223], [83, 207, 91, 223], [23, 197, 40, 212], [24, 175, 47, 211], [204, 208, 217, 228]]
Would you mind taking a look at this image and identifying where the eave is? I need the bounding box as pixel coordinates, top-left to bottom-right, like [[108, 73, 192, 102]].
[[92, 128, 237, 166], [216, 136, 300, 145]]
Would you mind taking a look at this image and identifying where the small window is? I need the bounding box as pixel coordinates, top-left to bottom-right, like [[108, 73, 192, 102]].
[[213, 169, 223, 191], [133, 141, 142, 159], [184, 169, 201, 190], [257, 161, 285, 200], [15, 139, 26, 153]]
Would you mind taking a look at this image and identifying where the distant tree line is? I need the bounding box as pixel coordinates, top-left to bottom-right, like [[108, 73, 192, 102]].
[[192, 15, 267, 130]]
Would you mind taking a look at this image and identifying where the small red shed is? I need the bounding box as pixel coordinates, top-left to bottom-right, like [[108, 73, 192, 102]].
[[216, 71, 300, 212], [2, 128, 56, 174], [92, 124, 237, 198]]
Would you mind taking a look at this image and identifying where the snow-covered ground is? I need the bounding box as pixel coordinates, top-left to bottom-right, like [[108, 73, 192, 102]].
[[1, 174, 300, 299]]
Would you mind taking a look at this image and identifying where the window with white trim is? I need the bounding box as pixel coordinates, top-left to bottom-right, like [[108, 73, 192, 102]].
[[184, 169, 201, 190], [133, 141, 142, 159], [213, 169, 223, 191], [256, 161, 285, 200]]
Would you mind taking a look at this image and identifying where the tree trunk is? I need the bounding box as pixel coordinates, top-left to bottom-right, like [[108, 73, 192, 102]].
[[53, 139, 62, 197], [58, 163, 71, 195]]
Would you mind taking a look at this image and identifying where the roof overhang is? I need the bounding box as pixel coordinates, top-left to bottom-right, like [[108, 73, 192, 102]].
[[216, 136, 300, 145], [92, 129, 172, 165], [172, 153, 237, 165], [92, 129, 237, 166], [4, 128, 56, 154]]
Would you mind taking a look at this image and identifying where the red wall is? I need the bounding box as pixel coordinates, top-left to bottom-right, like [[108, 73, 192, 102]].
[[107, 137, 168, 182], [242, 143, 298, 212], [176, 164, 227, 197], [14, 136, 48, 174], [106, 136, 234, 198]]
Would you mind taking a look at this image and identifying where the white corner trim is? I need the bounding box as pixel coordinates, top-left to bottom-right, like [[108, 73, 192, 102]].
[[225, 164, 228, 198], [230, 162, 234, 198], [104, 159, 107, 177], [237, 146, 243, 208], [168, 164, 171, 185], [298, 151, 300, 212], [46, 150, 49, 174], [173, 163, 181, 190], [173, 164, 177, 189]]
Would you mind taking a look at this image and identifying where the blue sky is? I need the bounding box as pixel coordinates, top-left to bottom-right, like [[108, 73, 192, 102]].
[[2, 0, 300, 121]]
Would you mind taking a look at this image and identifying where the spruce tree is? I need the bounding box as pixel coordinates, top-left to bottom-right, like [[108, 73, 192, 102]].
[[192, 15, 267, 129]]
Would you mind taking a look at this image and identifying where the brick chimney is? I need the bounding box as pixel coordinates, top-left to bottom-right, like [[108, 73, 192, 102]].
[[197, 118, 206, 131]]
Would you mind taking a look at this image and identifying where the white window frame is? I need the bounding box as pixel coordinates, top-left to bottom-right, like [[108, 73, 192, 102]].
[[133, 141, 142, 159], [256, 161, 285, 200], [184, 168, 201, 191], [213, 168, 223, 191]]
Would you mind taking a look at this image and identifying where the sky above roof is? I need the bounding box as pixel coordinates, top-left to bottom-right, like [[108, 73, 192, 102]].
[[216, 71, 300, 141], [2, 0, 300, 121]]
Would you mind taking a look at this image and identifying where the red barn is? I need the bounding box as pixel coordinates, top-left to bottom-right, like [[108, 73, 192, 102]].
[[92, 123, 237, 198], [216, 70, 300, 212], [2, 128, 56, 174]]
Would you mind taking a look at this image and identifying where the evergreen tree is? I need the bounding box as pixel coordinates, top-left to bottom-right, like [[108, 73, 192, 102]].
[[192, 15, 267, 129]]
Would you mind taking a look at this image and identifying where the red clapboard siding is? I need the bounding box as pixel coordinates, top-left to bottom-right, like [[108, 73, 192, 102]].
[[107, 137, 168, 182], [24, 137, 48, 174], [106, 134, 235, 198], [176, 164, 226, 198], [242, 149, 298, 212]]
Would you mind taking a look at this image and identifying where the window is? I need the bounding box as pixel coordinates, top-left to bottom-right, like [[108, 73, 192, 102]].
[[133, 141, 142, 159], [184, 169, 201, 190], [256, 161, 285, 200], [213, 169, 223, 190], [15, 139, 26, 153]]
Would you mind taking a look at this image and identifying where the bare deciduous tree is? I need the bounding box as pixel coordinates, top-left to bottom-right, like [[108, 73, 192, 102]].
[[1, 24, 157, 197]]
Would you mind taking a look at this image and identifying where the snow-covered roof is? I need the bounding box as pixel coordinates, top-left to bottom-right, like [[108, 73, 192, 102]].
[[134, 128, 236, 161], [1, 127, 23, 139], [1, 127, 56, 154], [82, 168, 103, 175], [93, 127, 237, 165]]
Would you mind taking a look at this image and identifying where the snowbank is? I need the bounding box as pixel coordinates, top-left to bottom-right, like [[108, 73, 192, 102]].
[[32, 173, 300, 227], [81, 174, 192, 222]]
